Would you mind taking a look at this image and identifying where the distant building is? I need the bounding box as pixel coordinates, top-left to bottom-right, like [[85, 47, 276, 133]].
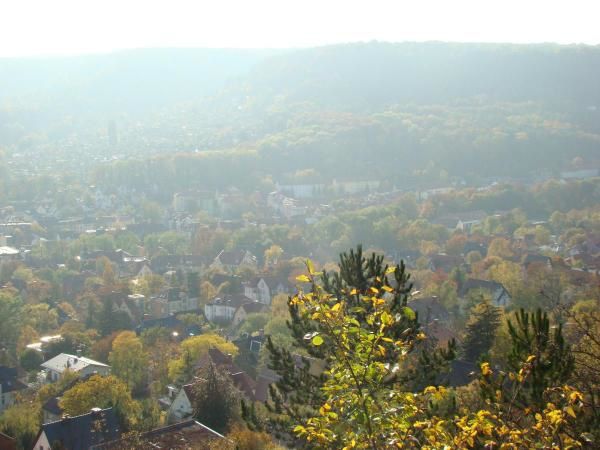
[[0, 246, 19, 267], [243, 276, 290, 305], [560, 168, 599, 179], [204, 294, 254, 323], [210, 249, 257, 273], [459, 279, 511, 308], [41, 354, 110, 382]]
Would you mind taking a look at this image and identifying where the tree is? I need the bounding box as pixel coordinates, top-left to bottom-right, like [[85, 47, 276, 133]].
[[168, 334, 239, 382], [0, 401, 40, 450], [238, 313, 269, 335], [109, 331, 149, 393], [269, 255, 585, 449], [200, 280, 217, 305], [133, 274, 165, 297], [261, 246, 453, 443], [59, 375, 141, 429], [19, 348, 43, 372], [187, 271, 200, 298], [264, 244, 283, 268], [0, 289, 22, 358], [22, 303, 58, 334], [445, 234, 467, 256], [191, 363, 241, 434], [461, 298, 501, 362], [487, 237, 514, 258], [506, 308, 574, 409]]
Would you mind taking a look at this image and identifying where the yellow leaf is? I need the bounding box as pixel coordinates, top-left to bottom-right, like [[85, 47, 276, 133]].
[[296, 274, 310, 282], [565, 406, 576, 418], [382, 285, 393, 292], [331, 302, 341, 312], [481, 362, 491, 376]]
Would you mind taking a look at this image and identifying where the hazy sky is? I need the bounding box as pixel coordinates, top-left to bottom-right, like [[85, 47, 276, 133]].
[[1, 0, 599, 57]]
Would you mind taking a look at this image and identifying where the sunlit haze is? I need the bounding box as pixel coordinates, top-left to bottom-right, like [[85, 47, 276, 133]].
[[1, 0, 600, 57]]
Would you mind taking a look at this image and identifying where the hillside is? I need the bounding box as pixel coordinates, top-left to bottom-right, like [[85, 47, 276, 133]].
[[1, 42, 599, 189]]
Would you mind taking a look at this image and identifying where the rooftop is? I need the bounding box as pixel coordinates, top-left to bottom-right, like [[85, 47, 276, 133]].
[[41, 354, 109, 374]]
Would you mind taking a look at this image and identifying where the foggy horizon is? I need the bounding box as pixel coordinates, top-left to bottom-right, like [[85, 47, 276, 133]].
[[2, 0, 600, 57]]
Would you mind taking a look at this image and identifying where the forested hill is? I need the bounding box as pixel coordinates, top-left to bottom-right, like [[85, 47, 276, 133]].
[[1, 42, 600, 190], [0, 48, 278, 114], [241, 42, 600, 113]]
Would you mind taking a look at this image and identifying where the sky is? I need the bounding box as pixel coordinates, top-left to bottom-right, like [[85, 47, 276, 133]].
[[1, 0, 599, 57]]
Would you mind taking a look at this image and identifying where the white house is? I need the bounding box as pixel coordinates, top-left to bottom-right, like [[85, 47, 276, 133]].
[[243, 277, 290, 306], [204, 294, 253, 323], [167, 384, 195, 423], [41, 354, 110, 382]]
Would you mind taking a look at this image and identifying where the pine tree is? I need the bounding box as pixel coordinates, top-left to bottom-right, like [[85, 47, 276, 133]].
[[462, 298, 501, 362], [192, 362, 240, 434], [257, 245, 455, 439], [506, 308, 574, 408]]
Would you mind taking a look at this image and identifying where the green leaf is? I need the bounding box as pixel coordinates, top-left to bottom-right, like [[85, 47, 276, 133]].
[[402, 306, 416, 321], [312, 335, 324, 346]]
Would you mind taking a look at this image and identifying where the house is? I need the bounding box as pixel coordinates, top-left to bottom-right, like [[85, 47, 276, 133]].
[[243, 276, 290, 305], [232, 332, 267, 355], [41, 354, 110, 382], [167, 383, 196, 423], [408, 297, 451, 323], [149, 288, 199, 318], [90, 419, 231, 449], [210, 250, 257, 273], [232, 302, 270, 327], [0, 432, 16, 450], [32, 407, 121, 450], [204, 294, 253, 323], [0, 366, 27, 414], [150, 255, 208, 274], [432, 210, 487, 233], [168, 348, 256, 423], [0, 246, 19, 268], [112, 296, 143, 324], [459, 279, 512, 307]]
